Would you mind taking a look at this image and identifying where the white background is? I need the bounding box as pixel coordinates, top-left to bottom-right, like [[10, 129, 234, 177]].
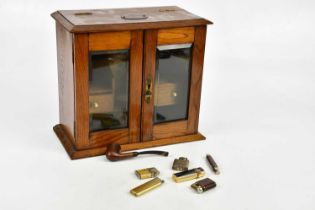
[[0, 0, 315, 210]]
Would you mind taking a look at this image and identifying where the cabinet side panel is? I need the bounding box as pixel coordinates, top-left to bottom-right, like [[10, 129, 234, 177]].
[[187, 26, 207, 133], [56, 22, 75, 140]]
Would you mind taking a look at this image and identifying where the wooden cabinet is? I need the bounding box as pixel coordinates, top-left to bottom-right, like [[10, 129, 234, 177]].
[[51, 6, 212, 159]]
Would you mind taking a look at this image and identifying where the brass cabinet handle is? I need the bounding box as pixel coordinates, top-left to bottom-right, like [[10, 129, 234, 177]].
[[145, 78, 152, 104], [121, 14, 148, 20]]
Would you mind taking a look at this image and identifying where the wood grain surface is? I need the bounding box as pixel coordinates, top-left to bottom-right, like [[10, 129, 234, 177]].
[[74, 33, 90, 149], [89, 31, 131, 51], [51, 6, 212, 33], [187, 26, 207, 133], [129, 30, 143, 143], [53, 124, 205, 159], [55, 22, 75, 142], [141, 29, 157, 141], [157, 27, 194, 45]]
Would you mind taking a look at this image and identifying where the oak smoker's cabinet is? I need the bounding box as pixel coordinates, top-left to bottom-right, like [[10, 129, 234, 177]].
[[52, 6, 212, 159]]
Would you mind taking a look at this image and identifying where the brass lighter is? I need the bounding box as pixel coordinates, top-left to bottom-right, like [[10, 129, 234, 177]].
[[172, 157, 189, 171], [191, 178, 216, 193], [130, 177, 164, 197], [172, 167, 205, 183], [135, 167, 160, 179]]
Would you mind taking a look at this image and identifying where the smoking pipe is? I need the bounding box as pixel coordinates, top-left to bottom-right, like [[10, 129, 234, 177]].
[[106, 143, 169, 161]]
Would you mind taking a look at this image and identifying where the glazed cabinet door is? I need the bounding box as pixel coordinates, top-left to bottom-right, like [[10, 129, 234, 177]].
[[74, 31, 143, 149], [142, 26, 207, 141]]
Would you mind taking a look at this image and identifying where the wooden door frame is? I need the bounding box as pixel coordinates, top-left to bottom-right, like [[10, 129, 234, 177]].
[[74, 30, 143, 149], [141, 26, 207, 142]]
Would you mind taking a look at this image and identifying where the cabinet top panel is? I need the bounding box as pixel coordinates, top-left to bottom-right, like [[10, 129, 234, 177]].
[[51, 6, 212, 33]]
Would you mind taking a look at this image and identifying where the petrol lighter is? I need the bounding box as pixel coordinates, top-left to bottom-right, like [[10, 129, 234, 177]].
[[206, 154, 220, 174], [191, 178, 216, 193], [130, 177, 164, 197], [172, 167, 205, 183], [135, 167, 160, 179], [172, 157, 189, 171]]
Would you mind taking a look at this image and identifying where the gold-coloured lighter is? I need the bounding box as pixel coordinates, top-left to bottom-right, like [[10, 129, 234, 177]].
[[172, 167, 205, 183], [130, 177, 164, 197], [135, 167, 160, 179]]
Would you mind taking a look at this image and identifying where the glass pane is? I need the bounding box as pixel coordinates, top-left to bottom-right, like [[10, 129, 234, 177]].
[[154, 44, 192, 124], [89, 50, 129, 132]]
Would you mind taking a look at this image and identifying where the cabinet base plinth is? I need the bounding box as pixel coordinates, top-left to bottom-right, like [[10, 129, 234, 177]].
[[53, 124, 206, 160]]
